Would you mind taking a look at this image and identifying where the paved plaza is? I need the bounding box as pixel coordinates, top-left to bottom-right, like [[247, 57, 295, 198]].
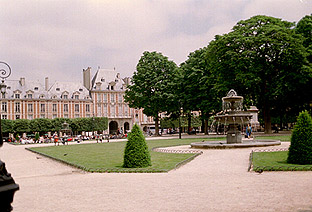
[[1, 137, 312, 212]]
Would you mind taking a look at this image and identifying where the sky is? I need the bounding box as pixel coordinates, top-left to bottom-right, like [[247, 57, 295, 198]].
[[1, 0, 312, 84]]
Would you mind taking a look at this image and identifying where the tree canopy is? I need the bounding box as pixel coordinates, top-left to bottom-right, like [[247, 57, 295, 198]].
[[209, 15, 311, 133], [124, 51, 178, 136]]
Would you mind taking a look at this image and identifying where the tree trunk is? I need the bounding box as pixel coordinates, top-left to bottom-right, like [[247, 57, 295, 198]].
[[263, 106, 272, 134], [155, 115, 160, 136], [204, 119, 209, 135], [187, 113, 191, 134]]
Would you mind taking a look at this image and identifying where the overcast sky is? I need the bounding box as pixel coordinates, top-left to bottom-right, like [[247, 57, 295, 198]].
[[1, 0, 311, 84]]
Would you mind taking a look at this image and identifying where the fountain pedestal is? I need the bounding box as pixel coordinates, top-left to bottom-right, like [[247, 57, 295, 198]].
[[227, 124, 242, 144]]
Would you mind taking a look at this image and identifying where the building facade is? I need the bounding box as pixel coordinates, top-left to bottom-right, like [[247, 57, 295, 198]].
[[0, 68, 154, 134]]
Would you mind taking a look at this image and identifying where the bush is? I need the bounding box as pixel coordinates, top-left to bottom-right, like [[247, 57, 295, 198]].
[[123, 124, 151, 168], [287, 110, 312, 164]]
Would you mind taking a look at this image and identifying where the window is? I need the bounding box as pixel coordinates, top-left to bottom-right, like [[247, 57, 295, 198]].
[[56, 88, 60, 91], [86, 104, 90, 112], [34, 87, 38, 90], [64, 104, 68, 112], [97, 104, 101, 114], [74, 95, 79, 100], [111, 86, 114, 90], [27, 94, 33, 98], [111, 105, 115, 116], [16, 115, 20, 119], [40, 104, 45, 112], [15, 102, 20, 113], [118, 94, 122, 103], [28, 114, 33, 120], [15, 93, 20, 99], [1, 93, 5, 98], [118, 105, 122, 116], [2, 102, 7, 112], [53, 114, 57, 119], [64, 114, 68, 118], [79, 88, 83, 92], [28, 104, 33, 112], [124, 104, 128, 116], [97, 94, 101, 101], [63, 94, 68, 99], [40, 114, 45, 118], [104, 104, 107, 114], [111, 94, 115, 103], [103, 94, 107, 103], [75, 104, 79, 112], [2, 115, 7, 119], [52, 104, 57, 112], [75, 114, 80, 118]]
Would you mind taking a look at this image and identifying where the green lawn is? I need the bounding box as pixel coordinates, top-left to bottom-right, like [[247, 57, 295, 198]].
[[252, 151, 312, 171], [28, 137, 220, 173], [255, 135, 291, 142]]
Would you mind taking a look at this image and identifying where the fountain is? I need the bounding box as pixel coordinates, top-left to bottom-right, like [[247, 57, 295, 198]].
[[191, 90, 281, 148], [217, 89, 251, 143]]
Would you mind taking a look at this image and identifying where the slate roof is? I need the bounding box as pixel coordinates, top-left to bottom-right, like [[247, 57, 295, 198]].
[[91, 68, 125, 91], [4, 78, 90, 100]]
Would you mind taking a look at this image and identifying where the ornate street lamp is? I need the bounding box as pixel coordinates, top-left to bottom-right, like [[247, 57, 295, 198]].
[[0, 61, 19, 211]]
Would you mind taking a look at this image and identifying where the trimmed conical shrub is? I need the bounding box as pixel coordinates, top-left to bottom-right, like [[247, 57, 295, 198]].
[[123, 124, 151, 168], [287, 110, 312, 164]]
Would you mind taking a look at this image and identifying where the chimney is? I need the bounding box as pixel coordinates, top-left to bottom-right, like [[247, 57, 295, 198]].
[[45, 77, 49, 91], [19, 77, 25, 86], [83, 67, 91, 90]]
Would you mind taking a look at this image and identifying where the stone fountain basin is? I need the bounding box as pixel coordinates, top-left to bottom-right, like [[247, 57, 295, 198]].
[[215, 113, 253, 125], [191, 139, 281, 149]]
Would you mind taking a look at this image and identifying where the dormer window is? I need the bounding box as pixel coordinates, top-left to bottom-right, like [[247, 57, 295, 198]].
[[79, 88, 83, 92], [27, 94, 33, 98], [63, 95, 68, 99], [56, 88, 60, 91], [34, 87, 38, 90], [15, 94, 20, 99], [74, 95, 79, 99], [111, 86, 114, 90]]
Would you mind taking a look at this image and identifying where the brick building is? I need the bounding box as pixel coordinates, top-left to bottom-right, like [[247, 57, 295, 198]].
[[0, 68, 154, 134]]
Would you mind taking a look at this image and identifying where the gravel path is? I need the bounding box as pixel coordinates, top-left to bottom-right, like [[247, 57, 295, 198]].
[[1, 140, 312, 212]]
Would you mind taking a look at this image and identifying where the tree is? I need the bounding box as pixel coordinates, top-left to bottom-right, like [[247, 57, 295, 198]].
[[124, 51, 178, 136], [211, 15, 311, 133], [287, 110, 312, 164], [296, 14, 312, 62], [179, 45, 222, 134], [13, 119, 30, 134], [123, 123, 151, 168], [1, 119, 14, 134]]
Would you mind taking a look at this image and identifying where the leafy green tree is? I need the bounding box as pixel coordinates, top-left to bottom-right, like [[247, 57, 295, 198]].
[[124, 51, 178, 136], [13, 119, 30, 134], [287, 110, 312, 164], [123, 123, 151, 168], [211, 15, 311, 133], [296, 14, 312, 60], [179, 45, 222, 134], [1, 119, 14, 134]]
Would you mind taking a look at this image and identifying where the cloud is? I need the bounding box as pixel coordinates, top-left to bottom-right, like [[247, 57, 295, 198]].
[[0, 0, 311, 82]]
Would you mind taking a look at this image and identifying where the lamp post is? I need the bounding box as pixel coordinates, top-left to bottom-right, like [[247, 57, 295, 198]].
[[0, 61, 19, 211]]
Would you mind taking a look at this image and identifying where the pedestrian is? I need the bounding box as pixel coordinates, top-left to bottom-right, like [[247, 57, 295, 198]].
[[246, 124, 252, 139]]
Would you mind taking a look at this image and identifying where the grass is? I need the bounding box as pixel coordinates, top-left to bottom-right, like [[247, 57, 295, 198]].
[[28, 137, 220, 173], [255, 135, 291, 142], [252, 151, 312, 171]]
